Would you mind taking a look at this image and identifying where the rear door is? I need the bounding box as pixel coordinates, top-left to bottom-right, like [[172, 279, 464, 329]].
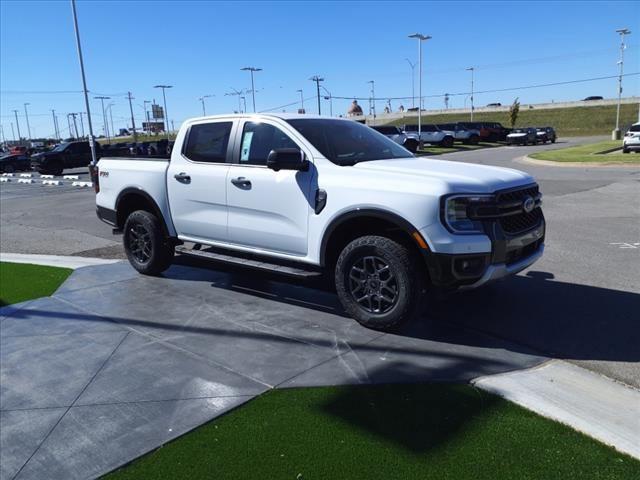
[[226, 119, 314, 255], [167, 119, 235, 243]]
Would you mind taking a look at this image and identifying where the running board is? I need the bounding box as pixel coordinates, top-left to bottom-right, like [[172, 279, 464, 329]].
[[175, 245, 323, 278]]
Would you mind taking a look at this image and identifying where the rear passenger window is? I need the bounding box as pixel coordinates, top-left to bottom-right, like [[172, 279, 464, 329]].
[[239, 122, 299, 166], [184, 122, 232, 163]]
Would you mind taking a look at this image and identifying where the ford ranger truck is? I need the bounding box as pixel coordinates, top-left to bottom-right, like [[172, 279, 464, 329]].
[[94, 114, 545, 331]]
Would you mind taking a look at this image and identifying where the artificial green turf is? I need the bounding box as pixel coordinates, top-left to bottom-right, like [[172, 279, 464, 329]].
[[0, 262, 72, 306], [530, 140, 639, 164], [104, 384, 639, 480]]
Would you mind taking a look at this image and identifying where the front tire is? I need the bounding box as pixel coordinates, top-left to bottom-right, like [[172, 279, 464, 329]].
[[334, 235, 424, 331], [123, 210, 174, 275]]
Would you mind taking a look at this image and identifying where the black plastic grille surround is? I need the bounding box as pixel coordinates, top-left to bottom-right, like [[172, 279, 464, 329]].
[[496, 185, 543, 234]]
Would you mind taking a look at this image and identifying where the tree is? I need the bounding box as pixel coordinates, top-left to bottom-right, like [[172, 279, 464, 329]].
[[509, 97, 520, 128]]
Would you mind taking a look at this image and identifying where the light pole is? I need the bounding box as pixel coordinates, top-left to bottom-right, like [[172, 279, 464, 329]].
[[408, 33, 432, 148], [23, 103, 32, 140], [297, 89, 304, 111], [51, 109, 60, 140], [321, 85, 333, 117], [241, 67, 262, 112], [12, 110, 21, 143], [310, 76, 324, 115], [11, 122, 16, 143], [71, 0, 98, 164], [405, 58, 416, 108], [78, 111, 85, 137], [153, 85, 172, 139], [240, 96, 247, 113], [199, 94, 213, 116], [94, 96, 110, 142], [466, 67, 475, 121], [613, 28, 631, 139]]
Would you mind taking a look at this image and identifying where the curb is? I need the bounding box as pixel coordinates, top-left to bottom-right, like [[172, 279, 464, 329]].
[[518, 155, 640, 168], [0, 252, 121, 270], [473, 360, 640, 459]]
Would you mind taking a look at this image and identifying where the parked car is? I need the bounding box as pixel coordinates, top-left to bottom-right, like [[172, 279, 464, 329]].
[[507, 128, 538, 145], [30, 140, 100, 175], [582, 96, 603, 101], [436, 123, 481, 145], [536, 127, 557, 144], [0, 153, 32, 173], [623, 122, 640, 153], [403, 124, 454, 147], [370, 125, 418, 152], [483, 122, 511, 142], [486, 103, 502, 107], [95, 113, 545, 331]]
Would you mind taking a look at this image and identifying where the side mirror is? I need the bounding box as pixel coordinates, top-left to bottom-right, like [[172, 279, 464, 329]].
[[267, 148, 308, 172]]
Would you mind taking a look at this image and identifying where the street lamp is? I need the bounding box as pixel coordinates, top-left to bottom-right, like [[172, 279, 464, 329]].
[[408, 33, 432, 148], [405, 58, 416, 108], [241, 67, 262, 112], [321, 85, 333, 117], [199, 94, 213, 116], [297, 89, 304, 111], [94, 96, 111, 142], [613, 28, 631, 139], [310, 76, 324, 115], [153, 85, 173, 139], [23, 103, 32, 140], [466, 67, 475, 121]]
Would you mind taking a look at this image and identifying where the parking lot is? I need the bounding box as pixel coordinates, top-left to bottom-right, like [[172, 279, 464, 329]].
[[1, 138, 639, 479]]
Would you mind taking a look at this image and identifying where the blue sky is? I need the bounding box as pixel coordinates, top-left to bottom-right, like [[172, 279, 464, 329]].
[[1, 0, 639, 139]]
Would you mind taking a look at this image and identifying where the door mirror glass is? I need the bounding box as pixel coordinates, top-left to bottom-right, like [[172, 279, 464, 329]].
[[266, 148, 308, 172]]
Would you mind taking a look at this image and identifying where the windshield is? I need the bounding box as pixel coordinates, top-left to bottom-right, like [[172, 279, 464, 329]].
[[51, 143, 69, 152], [287, 119, 413, 165]]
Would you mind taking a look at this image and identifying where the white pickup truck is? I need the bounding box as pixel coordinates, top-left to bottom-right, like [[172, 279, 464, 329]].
[[94, 113, 545, 331]]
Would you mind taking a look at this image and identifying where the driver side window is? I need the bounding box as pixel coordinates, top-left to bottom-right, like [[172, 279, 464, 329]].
[[239, 122, 299, 166]]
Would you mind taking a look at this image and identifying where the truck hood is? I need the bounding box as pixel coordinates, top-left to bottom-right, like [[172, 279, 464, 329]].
[[352, 157, 533, 193]]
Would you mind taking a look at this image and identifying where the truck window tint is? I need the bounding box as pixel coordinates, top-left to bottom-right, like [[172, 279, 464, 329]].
[[184, 122, 232, 163], [239, 122, 299, 166]]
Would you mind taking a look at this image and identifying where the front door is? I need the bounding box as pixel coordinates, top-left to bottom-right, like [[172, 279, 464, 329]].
[[167, 120, 234, 243], [226, 119, 313, 256]]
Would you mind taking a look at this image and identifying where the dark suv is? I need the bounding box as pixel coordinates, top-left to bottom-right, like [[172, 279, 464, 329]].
[[30, 141, 100, 175]]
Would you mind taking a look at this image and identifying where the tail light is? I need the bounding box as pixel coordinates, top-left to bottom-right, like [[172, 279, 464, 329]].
[[89, 164, 99, 193]]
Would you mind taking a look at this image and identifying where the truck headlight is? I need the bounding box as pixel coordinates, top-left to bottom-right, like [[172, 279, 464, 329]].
[[442, 195, 493, 234]]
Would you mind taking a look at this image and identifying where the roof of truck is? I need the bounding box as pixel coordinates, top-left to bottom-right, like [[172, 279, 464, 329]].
[[188, 113, 353, 122]]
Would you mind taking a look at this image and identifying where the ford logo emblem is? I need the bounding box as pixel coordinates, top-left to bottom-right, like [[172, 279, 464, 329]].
[[523, 196, 535, 213]]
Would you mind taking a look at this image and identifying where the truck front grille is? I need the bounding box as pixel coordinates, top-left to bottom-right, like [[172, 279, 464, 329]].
[[496, 185, 543, 234]]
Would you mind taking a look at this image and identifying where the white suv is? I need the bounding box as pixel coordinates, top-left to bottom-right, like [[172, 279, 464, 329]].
[[623, 123, 640, 153]]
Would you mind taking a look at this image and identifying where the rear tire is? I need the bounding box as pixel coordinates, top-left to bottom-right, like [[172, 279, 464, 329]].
[[123, 210, 174, 275], [334, 235, 424, 331], [49, 161, 63, 176], [441, 136, 454, 148], [623, 147, 630, 154]]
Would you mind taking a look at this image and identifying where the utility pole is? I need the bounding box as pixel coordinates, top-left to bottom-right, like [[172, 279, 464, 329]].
[[127, 92, 138, 142], [466, 67, 475, 121], [23, 103, 32, 140], [94, 96, 110, 143], [613, 28, 631, 139], [67, 114, 73, 139], [0, 124, 5, 145], [11, 122, 16, 142], [241, 67, 262, 112], [12, 110, 21, 144], [153, 85, 172, 139], [310, 76, 324, 115], [405, 58, 416, 108], [51, 110, 59, 140], [107, 104, 115, 138], [143, 100, 151, 133], [71, 0, 98, 164], [297, 89, 304, 111], [408, 33, 432, 149]]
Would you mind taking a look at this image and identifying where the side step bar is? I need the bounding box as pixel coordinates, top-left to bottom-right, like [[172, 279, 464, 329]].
[[175, 245, 323, 278]]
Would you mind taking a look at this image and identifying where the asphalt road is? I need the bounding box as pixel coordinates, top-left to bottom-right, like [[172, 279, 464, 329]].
[[1, 138, 639, 388]]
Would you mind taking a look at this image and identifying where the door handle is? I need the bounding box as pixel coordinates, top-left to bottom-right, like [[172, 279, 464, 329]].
[[231, 176, 251, 188], [174, 172, 191, 183]]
